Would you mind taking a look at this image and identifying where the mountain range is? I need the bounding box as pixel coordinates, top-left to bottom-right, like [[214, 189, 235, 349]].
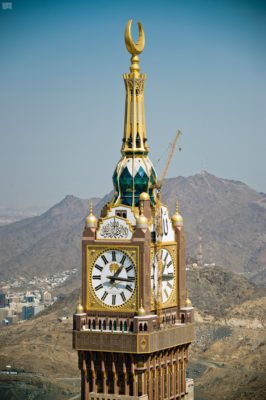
[[0, 171, 265, 285]]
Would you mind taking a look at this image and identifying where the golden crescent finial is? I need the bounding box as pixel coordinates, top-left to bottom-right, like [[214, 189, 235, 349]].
[[125, 19, 145, 55]]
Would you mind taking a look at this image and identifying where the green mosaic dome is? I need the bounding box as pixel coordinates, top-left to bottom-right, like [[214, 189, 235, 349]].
[[113, 156, 157, 206]]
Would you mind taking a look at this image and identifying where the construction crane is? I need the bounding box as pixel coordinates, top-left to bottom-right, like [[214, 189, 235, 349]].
[[155, 130, 182, 191], [153, 130, 182, 327]]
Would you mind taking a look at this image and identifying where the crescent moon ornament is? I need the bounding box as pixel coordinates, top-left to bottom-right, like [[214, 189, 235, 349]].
[[125, 19, 145, 55]]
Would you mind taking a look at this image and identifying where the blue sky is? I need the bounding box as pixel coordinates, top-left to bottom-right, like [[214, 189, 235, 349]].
[[0, 0, 265, 208]]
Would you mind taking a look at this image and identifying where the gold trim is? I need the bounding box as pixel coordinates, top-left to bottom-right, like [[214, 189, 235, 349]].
[[150, 244, 177, 309]]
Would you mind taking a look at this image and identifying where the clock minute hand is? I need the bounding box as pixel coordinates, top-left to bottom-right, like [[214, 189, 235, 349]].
[[162, 275, 174, 281]]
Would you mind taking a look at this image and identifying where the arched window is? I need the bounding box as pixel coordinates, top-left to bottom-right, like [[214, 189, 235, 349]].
[[99, 320, 102, 330], [120, 321, 123, 331], [144, 323, 148, 331], [136, 133, 141, 148], [127, 135, 132, 148], [181, 314, 185, 324], [130, 321, 133, 332], [109, 320, 113, 330], [103, 320, 106, 330], [88, 320, 91, 329], [113, 321, 117, 331], [92, 319, 96, 329], [139, 323, 143, 331], [124, 321, 127, 332]]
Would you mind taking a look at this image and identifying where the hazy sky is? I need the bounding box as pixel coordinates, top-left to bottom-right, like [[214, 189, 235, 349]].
[[0, 0, 265, 208]]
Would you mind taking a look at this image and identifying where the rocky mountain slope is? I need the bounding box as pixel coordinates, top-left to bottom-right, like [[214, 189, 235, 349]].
[[0, 172, 265, 283], [163, 172, 266, 279]]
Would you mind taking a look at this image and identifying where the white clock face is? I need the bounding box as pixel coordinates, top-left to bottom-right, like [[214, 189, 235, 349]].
[[151, 249, 174, 304], [91, 249, 136, 307]]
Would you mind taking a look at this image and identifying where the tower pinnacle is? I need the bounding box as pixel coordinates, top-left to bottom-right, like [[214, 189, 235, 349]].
[[125, 19, 145, 75], [112, 20, 158, 206]]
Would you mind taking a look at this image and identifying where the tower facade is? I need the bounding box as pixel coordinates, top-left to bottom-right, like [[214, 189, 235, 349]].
[[73, 20, 195, 400]]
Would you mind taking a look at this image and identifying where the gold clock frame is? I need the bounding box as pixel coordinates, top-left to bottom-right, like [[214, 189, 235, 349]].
[[150, 243, 177, 309], [86, 245, 139, 312]]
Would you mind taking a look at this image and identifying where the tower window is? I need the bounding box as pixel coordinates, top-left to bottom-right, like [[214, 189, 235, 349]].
[[136, 133, 141, 148], [115, 210, 127, 219]]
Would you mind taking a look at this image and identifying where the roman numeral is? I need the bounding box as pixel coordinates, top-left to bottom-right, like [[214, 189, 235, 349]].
[[164, 252, 168, 262], [95, 264, 103, 272], [167, 282, 173, 289], [167, 261, 173, 268], [151, 274, 154, 280], [92, 275, 101, 280], [125, 285, 133, 293], [112, 295, 116, 306], [127, 277, 135, 282], [164, 288, 169, 298], [95, 284, 103, 291], [112, 251, 116, 261], [101, 291, 108, 301], [126, 265, 133, 273], [101, 255, 108, 265], [120, 255, 126, 265], [120, 292, 126, 302]]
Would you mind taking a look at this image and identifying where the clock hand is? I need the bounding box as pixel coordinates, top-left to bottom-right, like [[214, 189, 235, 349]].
[[161, 274, 174, 281], [109, 265, 123, 283], [106, 275, 134, 283]]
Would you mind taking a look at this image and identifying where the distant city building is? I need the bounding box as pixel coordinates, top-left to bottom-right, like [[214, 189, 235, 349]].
[[0, 307, 9, 321], [41, 290, 52, 303], [0, 291, 6, 307], [25, 292, 35, 302], [22, 305, 34, 320], [33, 304, 44, 315], [7, 295, 20, 305], [22, 303, 44, 320]]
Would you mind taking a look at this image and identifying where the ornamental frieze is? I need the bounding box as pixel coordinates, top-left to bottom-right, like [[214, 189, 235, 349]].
[[96, 216, 133, 240]]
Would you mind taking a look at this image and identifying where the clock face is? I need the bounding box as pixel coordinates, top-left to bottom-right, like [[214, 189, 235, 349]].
[[91, 249, 136, 307], [151, 249, 174, 304]]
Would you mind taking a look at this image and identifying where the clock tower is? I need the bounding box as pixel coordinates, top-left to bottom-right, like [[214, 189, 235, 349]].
[[73, 19, 195, 400]]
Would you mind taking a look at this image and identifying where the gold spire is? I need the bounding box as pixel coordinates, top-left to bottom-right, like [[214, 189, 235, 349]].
[[122, 19, 148, 155], [136, 201, 148, 228], [85, 202, 97, 228], [137, 299, 145, 316], [185, 290, 192, 308], [76, 296, 84, 314], [139, 192, 150, 201], [125, 19, 145, 76], [172, 200, 183, 227]]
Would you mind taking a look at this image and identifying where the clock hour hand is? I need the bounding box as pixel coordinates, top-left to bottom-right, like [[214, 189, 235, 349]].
[[106, 275, 134, 283], [109, 265, 123, 283]]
